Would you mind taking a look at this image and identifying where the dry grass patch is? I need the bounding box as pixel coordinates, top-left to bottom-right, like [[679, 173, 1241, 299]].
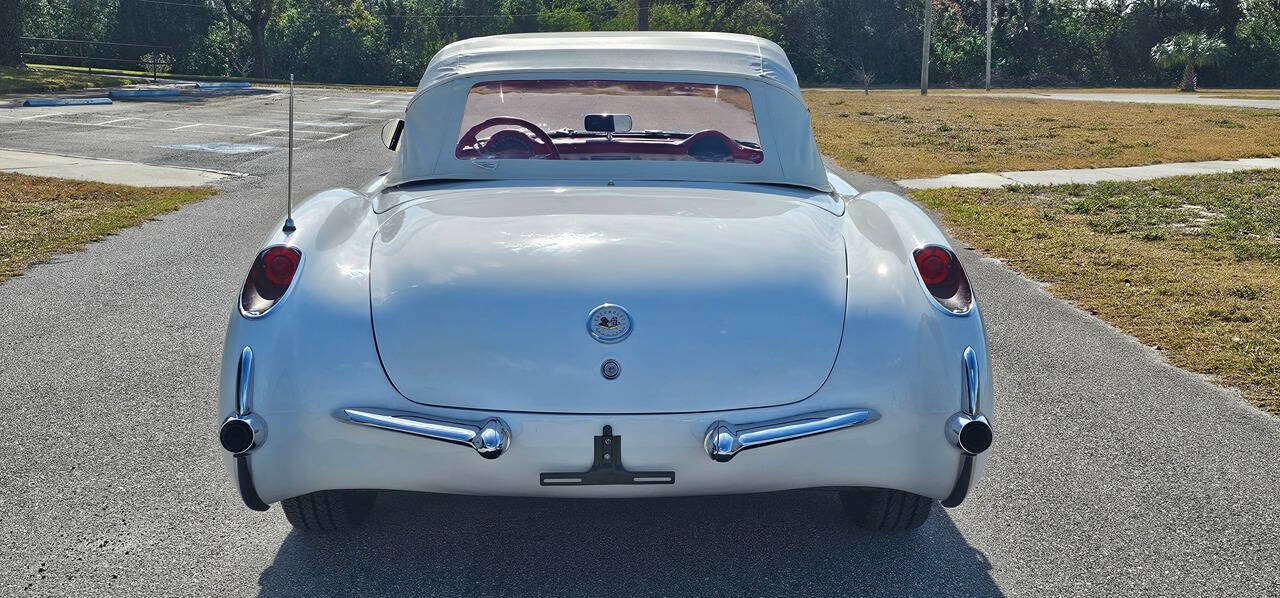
[[0, 173, 218, 282], [806, 91, 1280, 180], [0, 66, 140, 94], [27, 64, 417, 93], [916, 170, 1280, 414]]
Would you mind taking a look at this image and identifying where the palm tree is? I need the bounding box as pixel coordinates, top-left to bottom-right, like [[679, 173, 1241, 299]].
[[1151, 32, 1228, 92]]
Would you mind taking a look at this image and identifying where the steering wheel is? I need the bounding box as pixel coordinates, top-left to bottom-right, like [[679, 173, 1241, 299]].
[[456, 116, 561, 160]]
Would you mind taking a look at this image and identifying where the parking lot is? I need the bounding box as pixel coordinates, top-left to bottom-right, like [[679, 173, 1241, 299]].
[[1, 87, 1279, 597], [0, 87, 410, 177]]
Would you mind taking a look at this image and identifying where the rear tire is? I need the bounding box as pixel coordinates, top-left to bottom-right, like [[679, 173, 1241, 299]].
[[281, 490, 378, 531], [839, 488, 933, 531]]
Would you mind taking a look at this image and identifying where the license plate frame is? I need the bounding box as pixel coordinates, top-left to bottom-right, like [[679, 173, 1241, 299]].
[[539, 425, 675, 486]]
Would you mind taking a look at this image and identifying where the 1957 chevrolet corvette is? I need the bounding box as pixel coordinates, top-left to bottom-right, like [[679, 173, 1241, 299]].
[[217, 32, 993, 532]]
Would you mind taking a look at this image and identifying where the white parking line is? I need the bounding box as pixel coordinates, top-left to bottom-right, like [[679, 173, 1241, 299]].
[[21, 112, 67, 120], [312, 95, 410, 104], [290, 110, 386, 121], [308, 107, 402, 114], [98, 117, 132, 125], [369, 99, 382, 105], [169, 123, 202, 131], [0, 113, 143, 130], [321, 132, 350, 142], [0, 113, 336, 142]]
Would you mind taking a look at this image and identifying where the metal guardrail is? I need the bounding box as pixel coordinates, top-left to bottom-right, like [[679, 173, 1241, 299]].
[[20, 37, 174, 82]]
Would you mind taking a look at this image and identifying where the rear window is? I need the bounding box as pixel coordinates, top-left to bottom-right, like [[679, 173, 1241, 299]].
[[455, 80, 763, 164]]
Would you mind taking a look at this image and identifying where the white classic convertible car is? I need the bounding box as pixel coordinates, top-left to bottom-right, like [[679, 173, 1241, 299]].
[[217, 32, 993, 532]]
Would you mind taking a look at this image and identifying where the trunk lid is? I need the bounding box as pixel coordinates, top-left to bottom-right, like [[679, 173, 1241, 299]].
[[370, 185, 847, 414]]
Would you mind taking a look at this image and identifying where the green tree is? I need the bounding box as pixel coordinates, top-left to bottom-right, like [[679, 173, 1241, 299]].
[[2, 0, 22, 67], [221, 0, 274, 77], [1151, 31, 1229, 91]]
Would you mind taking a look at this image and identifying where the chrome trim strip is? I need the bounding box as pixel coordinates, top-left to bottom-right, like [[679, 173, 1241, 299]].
[[704, 408, 879, 463], [336, 407, 511, 459], [962, 346, 980, 416], [236, 346, 253, 416], [946, 345, 992, 455]]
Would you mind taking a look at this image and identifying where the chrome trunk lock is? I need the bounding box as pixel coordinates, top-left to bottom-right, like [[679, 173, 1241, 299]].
[[601, 359, 621, 380]]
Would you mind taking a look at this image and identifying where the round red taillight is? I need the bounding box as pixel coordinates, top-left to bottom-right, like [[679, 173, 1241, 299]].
[[262, 246, 300, 286], [911, 245, 973, 314], [915, 246, 952, 286], [242, 245, 302, 311]]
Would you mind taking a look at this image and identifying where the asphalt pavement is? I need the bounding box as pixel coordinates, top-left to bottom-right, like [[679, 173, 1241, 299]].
[[1, 88, 1278, 597]]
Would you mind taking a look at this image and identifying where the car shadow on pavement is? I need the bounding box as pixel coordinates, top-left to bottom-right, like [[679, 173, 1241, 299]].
[[257, 489, 1002, 596]]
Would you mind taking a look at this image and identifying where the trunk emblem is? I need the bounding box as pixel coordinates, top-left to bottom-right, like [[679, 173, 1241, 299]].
[[587, 304, 633, 343], [601, 359, 621, 380]]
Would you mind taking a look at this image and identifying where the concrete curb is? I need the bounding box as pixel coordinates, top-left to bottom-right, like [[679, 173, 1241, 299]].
[[22, 97, 112, 107], [0, 147, 243, 187], [109, 89, 182, 98], [194, 81, 252, 89], [898, 157, 1280, 189]]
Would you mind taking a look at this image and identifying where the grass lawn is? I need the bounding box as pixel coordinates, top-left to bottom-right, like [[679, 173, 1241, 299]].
[[0, 173, 218, 282], [0, 66, 140, 94], [916, 171, 1280, 414], [806, 91, 1280, 180], [29, 64, 417, 93]]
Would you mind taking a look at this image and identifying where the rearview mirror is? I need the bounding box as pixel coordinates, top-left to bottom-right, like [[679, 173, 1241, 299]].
[[381, 119, 405, 151], [584, 114, 632, 133]]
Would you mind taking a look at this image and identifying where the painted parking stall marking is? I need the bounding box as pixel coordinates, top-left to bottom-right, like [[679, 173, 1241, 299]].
[[157, 142, 278, 154]]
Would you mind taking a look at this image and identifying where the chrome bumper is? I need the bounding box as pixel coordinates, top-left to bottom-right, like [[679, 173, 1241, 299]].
[[335, 405, 878, 465], [336, 407, 512, 459], [941, 346, 993, 508], [703, 409, 880, 463]]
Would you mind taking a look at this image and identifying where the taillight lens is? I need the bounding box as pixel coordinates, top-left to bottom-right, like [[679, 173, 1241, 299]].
[[260, 246, 300, 290], [240, 245, 301, 316], [915, 246, 952, 286], [912, 245, 972, 314]]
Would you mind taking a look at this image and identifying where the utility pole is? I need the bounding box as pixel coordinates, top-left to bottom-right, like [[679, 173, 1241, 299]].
[[920, 0, 932, 95], [985, 0, 992, 90], [637, 0, 650, 31]]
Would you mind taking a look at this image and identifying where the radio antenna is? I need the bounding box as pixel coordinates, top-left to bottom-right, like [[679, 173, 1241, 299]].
[[282, 74, 296, 234]]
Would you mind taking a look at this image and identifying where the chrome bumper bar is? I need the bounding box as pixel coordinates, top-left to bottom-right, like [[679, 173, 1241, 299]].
[[703, 408, 880, 463], [942, 346, 993, 508], [335, 407, 511, 459]]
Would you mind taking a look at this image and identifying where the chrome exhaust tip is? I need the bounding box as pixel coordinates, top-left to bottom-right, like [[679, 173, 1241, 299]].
[[219, 413, 267, 455], [946, 412, 992, 456]]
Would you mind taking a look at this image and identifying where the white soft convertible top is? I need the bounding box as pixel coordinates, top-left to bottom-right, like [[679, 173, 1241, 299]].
[[417, 31, 803, 98], [389, 32, 831, 192]]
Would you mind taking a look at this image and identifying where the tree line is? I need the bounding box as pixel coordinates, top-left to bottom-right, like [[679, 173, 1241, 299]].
[[6, 0, 1280, 88]]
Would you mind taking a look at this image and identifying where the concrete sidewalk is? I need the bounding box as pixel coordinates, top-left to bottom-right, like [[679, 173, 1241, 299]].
[[0, 148, 237, 187], [967, 91, 1280, 110], [898, 156, 1280, 189]]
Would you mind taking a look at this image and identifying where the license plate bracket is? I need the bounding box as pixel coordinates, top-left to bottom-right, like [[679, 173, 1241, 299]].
[[540, 425, 675, 486]]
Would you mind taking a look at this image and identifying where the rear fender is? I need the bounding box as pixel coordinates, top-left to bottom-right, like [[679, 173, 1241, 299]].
[[815, 188, 993, 499], [217, 188, 404, 495]]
